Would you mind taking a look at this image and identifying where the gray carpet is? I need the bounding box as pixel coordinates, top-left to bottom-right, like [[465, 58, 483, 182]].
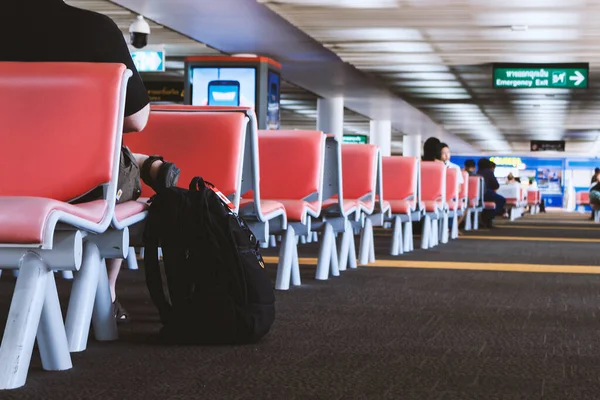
[[1, 212, 600, 399]]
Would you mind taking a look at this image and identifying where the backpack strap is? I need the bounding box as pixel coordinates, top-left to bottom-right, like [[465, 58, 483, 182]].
[[143, 199, 172, 324]]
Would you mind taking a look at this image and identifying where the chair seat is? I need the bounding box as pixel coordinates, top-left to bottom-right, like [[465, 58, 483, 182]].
[[388, 200, 414, 214], [273, 200, 319, 222], [0, 197, 107, 245], [424, 200, 443, 213], [115, 199, 149, 223], [448, 200, 460, 211], [484, 201, 496, 209], [322, 198, 358, 214], [240, 199, 286, 217]]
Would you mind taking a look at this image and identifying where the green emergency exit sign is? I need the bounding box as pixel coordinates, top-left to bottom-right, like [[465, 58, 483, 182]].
[[493, 63, 589, 89], [343, 135, 368, 144]]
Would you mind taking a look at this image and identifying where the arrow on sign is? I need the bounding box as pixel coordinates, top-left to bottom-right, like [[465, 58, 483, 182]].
[[569, 71, 585, 86], [146, 52, 163, 71]]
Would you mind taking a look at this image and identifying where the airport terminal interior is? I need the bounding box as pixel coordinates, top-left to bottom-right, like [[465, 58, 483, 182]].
[[3, 0, 600, 399]]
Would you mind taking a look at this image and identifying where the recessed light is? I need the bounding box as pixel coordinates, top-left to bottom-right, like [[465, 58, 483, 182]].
[[511, 25, 529, 31]]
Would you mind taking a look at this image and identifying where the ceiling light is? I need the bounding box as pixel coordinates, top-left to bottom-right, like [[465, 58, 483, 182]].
[[510, 25, 529, 31]]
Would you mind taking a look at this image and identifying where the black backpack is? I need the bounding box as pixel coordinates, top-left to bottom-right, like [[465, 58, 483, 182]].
[[143, 177, 275, 345]]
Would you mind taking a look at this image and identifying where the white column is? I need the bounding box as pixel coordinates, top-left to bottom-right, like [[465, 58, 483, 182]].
[[402, 134, 422, 157], [317, 97, 344, 141], [369, 120, 392, 156]]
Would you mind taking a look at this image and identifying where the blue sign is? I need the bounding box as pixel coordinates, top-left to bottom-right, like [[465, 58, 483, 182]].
[[131, 50, 165, 72]]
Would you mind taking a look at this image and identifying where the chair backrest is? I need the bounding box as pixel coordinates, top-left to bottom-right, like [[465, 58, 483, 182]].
[[468, 176, 482, 205], [445, 167, 459, 202], [421, 161, 446, 203], [382, 156, 418, 206], [459, 171, 469, 200], [577, 191, 590, 203], [123, 110, 248, 208], [0, 62, 129, 202], [257, 130, 325, 203], [341, 144, 378, 201]]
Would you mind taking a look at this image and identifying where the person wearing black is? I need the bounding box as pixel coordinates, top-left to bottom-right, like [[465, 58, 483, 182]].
[[423, 137, 443, 162], [3, 0, 182, 322], [477, 158, 506, 227], [464, 159, 477, 176]]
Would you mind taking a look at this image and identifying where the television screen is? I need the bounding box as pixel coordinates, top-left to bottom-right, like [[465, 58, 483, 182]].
[[190, 67, 256, 108]]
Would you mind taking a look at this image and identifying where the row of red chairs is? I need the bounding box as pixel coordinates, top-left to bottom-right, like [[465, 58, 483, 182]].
[[0, 63, 540, 389]]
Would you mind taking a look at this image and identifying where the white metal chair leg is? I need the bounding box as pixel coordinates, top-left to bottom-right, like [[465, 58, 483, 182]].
[[441, 214, 449, 244], [409, 222, 415, 251], [315, 223, 334, 281], [61, 271, 74, 280], [368, 224, 376, 264], [358, 218, 373, 266], [65, 241, 101, 352], [0, 253, 52, 390], [330, 234, 340, 277], [465, 210, 472, 231], [338, 221, 351, 272], [37, 272, 72, 372], [300, 235, 307, 245], [126, 247, 139, 270], [291, 237, 301, 287], [139, 247, 145, 259], [473, 211, 480, 230], [348, 230, 358, 269], [390, 216, 403, 256], [275, 227, 296, 290], [403, 221, 412, 253], [421, 215, 431, 249], [92, 258, 118, 342], [431, 219, 439, 247], [451, 215, 459, 239], [270, 235, 277, 247]]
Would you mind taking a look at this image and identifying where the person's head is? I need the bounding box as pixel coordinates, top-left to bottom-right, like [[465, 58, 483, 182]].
[[595, 168, 600, 176], [477, 158, 490, 171], [507, 173, 515, 181], [440, 142, 451, 163], [489, 162, 496, 171], [423, 137, 442, 162], [464, 159, 476, 172]]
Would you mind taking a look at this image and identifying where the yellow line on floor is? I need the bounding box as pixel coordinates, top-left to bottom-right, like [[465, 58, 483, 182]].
[[495, 225, 596, 231], [261, 257, 600, 274], [459, 236, 600, 243]]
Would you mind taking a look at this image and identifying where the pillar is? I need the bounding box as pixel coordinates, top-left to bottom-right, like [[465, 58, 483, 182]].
[[369, 120, 392, 156], [402, 134, 422, 157], [317, 97, 344, 141]]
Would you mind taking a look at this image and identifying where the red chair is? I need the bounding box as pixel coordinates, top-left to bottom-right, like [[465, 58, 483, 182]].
[[527, 189, 541, 214], [382, 156, 418, 255], [445, 167, 459, 241], [313, 135, 360, 280], [256, 130, 326, 290], [336, 144, 380, 266], [0, 62, 129, 389], [465, 176, 484, 231], [420, 162, 447, 249]]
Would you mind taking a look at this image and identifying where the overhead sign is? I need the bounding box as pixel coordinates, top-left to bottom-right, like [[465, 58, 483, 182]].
[[131, 50, 165, 72], [144, 81, 184, 103], [530, 140, 565, 152], [493, 63, 589, 89], [343, 135, 368, 144], [489, 157, 525, 169]]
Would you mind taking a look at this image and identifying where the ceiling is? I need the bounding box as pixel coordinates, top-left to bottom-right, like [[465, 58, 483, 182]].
[[258, 0, 600, 155], [65, 0, 374, 139]]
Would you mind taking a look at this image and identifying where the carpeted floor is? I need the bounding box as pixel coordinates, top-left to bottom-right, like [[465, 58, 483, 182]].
[[2, 211, 600, 399]]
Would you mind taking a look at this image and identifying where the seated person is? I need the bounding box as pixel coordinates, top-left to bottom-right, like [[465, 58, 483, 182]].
[[422, 137, 444, 162], [477, 158, 506, 227], [3, 0, 181, 322], [464, 159, 476, 176]]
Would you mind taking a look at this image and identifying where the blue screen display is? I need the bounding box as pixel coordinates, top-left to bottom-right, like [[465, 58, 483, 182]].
[[191, 67, 256, 108]]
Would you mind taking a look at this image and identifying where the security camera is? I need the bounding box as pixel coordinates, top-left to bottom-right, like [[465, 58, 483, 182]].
[[129, 15, 150, 49]]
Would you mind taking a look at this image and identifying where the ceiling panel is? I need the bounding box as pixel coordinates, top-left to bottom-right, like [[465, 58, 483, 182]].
[[260, 0, 600, 154], [64, 0, 373, 137]]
